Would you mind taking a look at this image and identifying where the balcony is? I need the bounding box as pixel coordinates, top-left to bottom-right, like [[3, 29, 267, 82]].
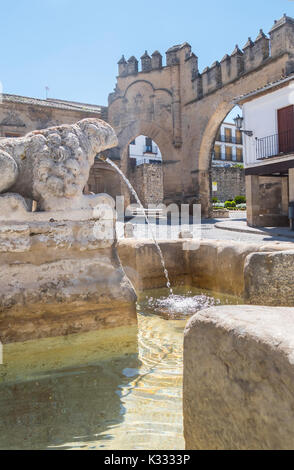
[[215, 135, 243, 145], [136, 157, 162, 166], [212, 152, 243, 162], [143, 144, 158, 154], [256, 129, 294, 160]]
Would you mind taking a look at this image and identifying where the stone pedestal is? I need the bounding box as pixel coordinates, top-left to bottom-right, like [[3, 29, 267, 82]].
[[0, 210, 137, 343], [184, 305, 294, 450], [289, 168, 294, 203], [246, 174, 260, 226]]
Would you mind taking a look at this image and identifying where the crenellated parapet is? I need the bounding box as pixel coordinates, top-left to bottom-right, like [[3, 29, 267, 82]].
[[190, 15, 294, 99], [117, 43, 197, 77], [269, 14, 294, 58], [116, 15, 294, 99], [108, 14, 294, 216]]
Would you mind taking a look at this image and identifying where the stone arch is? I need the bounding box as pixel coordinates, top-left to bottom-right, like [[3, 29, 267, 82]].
[[122, 79, 172, 99], [197, 101, 235, 216], [117, 120, 175, 206]]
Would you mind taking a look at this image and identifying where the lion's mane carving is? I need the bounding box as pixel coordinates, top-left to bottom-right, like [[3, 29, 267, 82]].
[[0, 118, 118, 211]]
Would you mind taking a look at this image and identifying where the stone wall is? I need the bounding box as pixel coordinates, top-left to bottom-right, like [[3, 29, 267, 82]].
[[184, 305, 294, 450], [130, 163, 164, 206], [109, 15, 294, 216], [0, 213, 137, 344], [0, 95, 112, 197], [86, 160, 122, 200], [211, 166, 245, 202], [244, 250, 294, 305], [246, 175, 289, 227], [117, 239, 294, 297]]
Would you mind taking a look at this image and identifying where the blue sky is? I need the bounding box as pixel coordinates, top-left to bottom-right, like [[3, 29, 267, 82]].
[[0, 0, 292, 105]]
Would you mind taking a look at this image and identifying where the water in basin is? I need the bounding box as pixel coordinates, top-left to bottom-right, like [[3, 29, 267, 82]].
[[0, 287, 242, 450]]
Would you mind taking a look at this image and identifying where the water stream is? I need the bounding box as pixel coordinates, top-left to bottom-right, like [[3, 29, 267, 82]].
[[100, 156, 173, 294]]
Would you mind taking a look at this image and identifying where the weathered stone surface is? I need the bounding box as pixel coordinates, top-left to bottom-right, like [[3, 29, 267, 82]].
[[178, 230, 193, 239], [184, 305, 294, 450], [0, 193, 30, 220], [118, 239, 294, 296], [0, 219, 137, 344], [109, 18, 293, 215], [0, 152, 19, 192], [130, 163, 164, 206], [212, 209, 230, 218], [0, 118, 118, 211], [118, 239, 191, 291], [211, 167, 245, 202], [244, 250, 294, 306], [124, 222, 134, 238]]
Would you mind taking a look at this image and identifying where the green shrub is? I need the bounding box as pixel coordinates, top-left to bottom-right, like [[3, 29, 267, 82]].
[[212, 197, 219, 203], [234, 195, 246, 205], [224, 200, 236, 209]]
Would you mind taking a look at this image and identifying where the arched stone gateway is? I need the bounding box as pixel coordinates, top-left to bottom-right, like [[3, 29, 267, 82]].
[[108, 15, 294, 216]]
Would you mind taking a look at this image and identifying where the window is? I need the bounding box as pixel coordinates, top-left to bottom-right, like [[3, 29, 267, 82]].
[[224, 127, 232, 143], [214, 144, 221, 159], [236, 147, 243, 162], [145, 137, 153, 153], [235, 130, 243, 145], [225, 145, 232, 160], [130, 139, 136, 145]]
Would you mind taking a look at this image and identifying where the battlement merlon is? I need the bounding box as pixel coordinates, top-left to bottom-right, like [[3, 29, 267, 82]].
[[112, 14, 294, 104]]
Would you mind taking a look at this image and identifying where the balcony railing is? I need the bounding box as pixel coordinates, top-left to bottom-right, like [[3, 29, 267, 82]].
[[215, 135, 243, 145], [143, 144, 158, 154], [136, 157, 162, 166], [256, 129, 294, 160], [212, 152, 243, 162]]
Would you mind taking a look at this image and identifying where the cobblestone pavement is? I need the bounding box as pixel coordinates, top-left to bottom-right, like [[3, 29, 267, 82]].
[[117, 211, 294, 245]]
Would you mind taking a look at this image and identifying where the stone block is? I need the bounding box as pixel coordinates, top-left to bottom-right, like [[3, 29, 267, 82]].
[[244, 250, 294, 306], [184, 305, 294, 450]]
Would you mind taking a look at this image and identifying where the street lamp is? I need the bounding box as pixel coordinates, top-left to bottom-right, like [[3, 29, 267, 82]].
[[233, 114, 253, 137]]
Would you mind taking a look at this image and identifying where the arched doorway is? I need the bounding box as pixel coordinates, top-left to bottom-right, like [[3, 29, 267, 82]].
[[210, 105, 245, 210], [198, 102, 245, 217], [117, 120, 177, 208], [127, 134, 164, 207]]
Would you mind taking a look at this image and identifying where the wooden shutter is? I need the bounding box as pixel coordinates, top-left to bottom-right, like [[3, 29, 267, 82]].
[[278, 105, 294, 154], [236, 147, 243, 162], [225, 146, 232, 160], [225, 127, 232, 143]]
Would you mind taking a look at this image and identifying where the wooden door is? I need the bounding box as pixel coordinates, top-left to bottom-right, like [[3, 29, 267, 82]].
[[278, 105, 294, 154]]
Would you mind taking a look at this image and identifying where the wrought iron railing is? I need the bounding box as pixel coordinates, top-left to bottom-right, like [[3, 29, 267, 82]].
[[212, 152, 243, 162], [136, 157, 162, 166], [215, 135, 243, 145], [143, 144, 158, 154], [256, 129, 294, 160]]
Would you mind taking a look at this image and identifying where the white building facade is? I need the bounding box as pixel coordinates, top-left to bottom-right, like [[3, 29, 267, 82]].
[[129, 135, 162, 165], [212, 122, 243, 167], [238, 74, 294, 227]]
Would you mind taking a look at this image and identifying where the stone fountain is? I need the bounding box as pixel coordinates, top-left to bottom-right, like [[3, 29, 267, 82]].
[[0, 118, 137, 343]]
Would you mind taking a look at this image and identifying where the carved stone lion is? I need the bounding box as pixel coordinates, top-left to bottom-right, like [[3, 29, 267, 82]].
[[0, 118, 118, 211]]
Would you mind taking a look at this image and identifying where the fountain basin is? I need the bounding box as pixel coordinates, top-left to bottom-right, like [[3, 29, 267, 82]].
[[0, 286, 239, 450], [118, 238, 294, 304], [184, 305, 294, 450]]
